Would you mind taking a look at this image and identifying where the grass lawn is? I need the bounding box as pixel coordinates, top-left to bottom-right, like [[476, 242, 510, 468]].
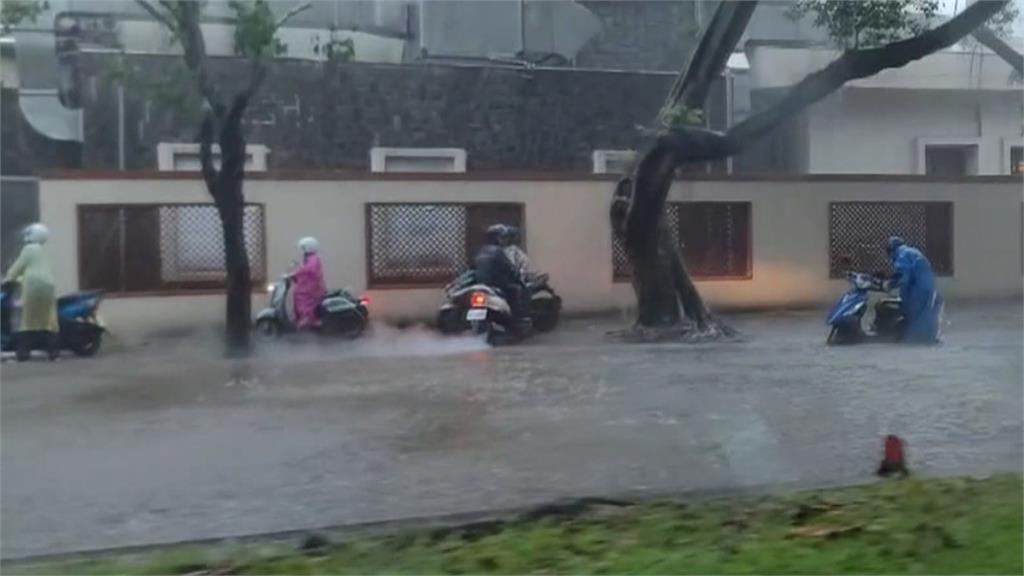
[[9, 474, 1022, 575]]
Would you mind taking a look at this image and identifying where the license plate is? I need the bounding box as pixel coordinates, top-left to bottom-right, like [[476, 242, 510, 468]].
[[466, 308, 487, 321]]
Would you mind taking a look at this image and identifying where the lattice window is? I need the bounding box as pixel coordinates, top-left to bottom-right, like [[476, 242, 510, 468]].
[[367, 203, 524, 286], [612, 205, 679, 280], [612, 202, 751, 280], [78, 204, 266, 293], [829, 202, 953, 278], [158, 205, 266, 288]]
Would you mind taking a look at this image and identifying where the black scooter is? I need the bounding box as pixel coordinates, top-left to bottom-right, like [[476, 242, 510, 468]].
[[436, 269, 562, 340]]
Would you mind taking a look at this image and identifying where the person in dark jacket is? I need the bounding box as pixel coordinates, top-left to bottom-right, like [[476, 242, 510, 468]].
[[474, 225, 529, 331]]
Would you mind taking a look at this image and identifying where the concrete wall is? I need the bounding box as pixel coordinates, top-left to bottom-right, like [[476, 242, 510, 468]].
[[37, 174, 1022, 339], [73, 54, 675, 173]]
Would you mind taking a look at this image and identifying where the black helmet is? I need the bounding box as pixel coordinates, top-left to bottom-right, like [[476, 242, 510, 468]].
[[485, 224, 505, 245]]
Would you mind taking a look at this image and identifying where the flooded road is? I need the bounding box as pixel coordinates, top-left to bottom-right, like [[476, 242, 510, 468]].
[[2, 304, 1021, 558]]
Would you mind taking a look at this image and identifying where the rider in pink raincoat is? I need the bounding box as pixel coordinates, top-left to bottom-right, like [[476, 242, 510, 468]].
[[292, 237, 326, 329]]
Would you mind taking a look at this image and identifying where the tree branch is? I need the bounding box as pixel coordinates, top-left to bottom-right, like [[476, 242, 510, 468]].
[[151, 0, 221, 109], [625, 126, 734, 244], [725, 0, 1009, 149], [971, 26, 1023, 73], [275, 2, 312, 29], [242, 58, 269, 100], [134, 0, 175, 32], [663, 1, 758, 116]]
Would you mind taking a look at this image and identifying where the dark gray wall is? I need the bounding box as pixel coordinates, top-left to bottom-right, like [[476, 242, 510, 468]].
[[0, 178, 40, 271], [574, 0, 700, 71], [76, 53, 677, 172]]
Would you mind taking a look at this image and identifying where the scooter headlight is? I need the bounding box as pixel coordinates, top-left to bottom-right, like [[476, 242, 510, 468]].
[[266, 283, 275, 293]]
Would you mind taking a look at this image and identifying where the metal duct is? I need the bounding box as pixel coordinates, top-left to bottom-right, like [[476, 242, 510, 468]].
[[418, 0, 601, 61], [11, 0, 82, 142]]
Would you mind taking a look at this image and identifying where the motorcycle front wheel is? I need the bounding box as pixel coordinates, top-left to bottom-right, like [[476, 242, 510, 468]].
[[63, 322, 103, 357], [70, 332, 102, 357], [826, 320, 863, 345], [254, 318, 281, 341]]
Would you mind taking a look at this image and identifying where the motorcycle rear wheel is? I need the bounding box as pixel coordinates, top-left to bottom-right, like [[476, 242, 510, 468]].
[[531, 297, 561, 333], [322, 313, 366, 339], [437, 308, 467, 335]]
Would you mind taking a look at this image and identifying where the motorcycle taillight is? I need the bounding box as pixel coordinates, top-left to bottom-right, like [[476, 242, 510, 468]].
[[470, 292, 487, 307]]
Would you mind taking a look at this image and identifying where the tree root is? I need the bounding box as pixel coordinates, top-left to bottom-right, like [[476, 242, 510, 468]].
[[608, 317, 741, 343]]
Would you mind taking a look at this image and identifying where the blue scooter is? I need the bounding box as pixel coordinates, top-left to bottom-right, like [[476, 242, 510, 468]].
[[1, 281, 107, 357], [826, 271, 904, 345]]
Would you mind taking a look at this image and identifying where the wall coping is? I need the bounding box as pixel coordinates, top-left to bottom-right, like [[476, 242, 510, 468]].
[[37, 170, 1023, 184]]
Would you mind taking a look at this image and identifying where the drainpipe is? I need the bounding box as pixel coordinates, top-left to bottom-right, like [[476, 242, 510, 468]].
[[519, 0, 526, 55], [117, 82, 125, 170], [725, 68, 734, 174]]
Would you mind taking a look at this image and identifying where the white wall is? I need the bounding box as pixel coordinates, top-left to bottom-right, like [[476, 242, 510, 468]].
[[37, 176, 1023, 339], [746, 44, 1024, 175], [805, 88, 1023, 175]]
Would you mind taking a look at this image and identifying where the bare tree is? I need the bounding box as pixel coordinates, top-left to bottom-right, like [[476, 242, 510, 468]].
[[136, 0, 309, 355], [614, 0, 1011, 339]]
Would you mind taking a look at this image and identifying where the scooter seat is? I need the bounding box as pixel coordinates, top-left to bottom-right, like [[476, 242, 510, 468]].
[[57, 290, 103, 307]]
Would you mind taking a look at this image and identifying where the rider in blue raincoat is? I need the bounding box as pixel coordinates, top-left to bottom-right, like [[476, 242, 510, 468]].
[[886, 237, 943, 342]]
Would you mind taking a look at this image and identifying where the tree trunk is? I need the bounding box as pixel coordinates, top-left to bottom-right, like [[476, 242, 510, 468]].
[[218, 188, 251, 356], [216, 104, 253, 356], [669, 245, 709, 328], [200, 97, 254, 356], [629, 217, 681, 327]]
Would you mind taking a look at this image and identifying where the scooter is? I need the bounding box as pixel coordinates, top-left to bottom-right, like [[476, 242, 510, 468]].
[[826, 271, 904, 345], [1, 281, 107, 357], [254, 274, 369, 340], [436, 269, 562, 342]]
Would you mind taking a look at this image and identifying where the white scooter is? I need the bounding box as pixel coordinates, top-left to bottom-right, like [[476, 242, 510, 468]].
[[254, 273, 368, 340]]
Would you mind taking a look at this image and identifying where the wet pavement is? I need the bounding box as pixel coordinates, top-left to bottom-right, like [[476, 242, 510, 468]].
[[2, 304, 1021, 558]]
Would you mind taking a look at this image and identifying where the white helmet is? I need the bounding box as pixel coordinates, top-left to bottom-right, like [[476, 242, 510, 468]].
[[23, 223, 49, 245], [298, 236, 319, 254]]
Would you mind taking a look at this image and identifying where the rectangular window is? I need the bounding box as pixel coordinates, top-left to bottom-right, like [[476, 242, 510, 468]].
[[592, 150, 636, 174], [829, 202, 953, 278], [924, 145, 977, 176], [157, 143, 269, 172], [367, 202, 524, 286], [612, 202, 752, 281], [78, 204, 266, 294], [1011, 146, 1023, 175], [369, 148, 467, 173]]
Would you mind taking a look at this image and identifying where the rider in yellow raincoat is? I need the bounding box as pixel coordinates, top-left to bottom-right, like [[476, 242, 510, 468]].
[[4, 223, 58, 360]]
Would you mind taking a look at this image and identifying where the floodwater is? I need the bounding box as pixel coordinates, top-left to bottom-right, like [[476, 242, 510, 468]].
[[1, 304, 1021, 558]]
